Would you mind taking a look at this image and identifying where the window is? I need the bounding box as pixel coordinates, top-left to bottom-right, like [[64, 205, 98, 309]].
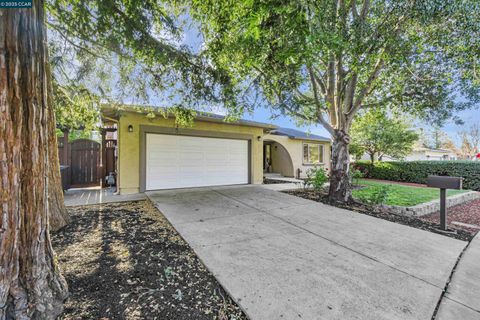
[[303, 143, 324, 164]]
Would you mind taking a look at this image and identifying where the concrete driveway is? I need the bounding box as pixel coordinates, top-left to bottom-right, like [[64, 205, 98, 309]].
[[147, 185, 467, 320]]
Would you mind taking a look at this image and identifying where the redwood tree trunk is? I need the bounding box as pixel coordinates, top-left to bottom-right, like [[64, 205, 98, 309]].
[[328, 130, 353, 202], [47, 104, 70, 231], [0, 2, 68, 318], [46, 51, 69, 231]]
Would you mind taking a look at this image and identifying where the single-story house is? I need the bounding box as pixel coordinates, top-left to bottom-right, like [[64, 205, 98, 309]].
[[356, 147, 457, 162], [263, 128, 331, 178], [101, 106, 331, 194], [403, 147, 457, 161]]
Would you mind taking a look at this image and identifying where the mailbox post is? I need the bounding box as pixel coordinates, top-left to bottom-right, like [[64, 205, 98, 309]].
[[426, 176, 463, 231]]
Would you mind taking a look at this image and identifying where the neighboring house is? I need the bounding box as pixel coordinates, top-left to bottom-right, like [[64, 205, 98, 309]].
[[355, 147, 457, 162], [403, 147, 457, 161], [101, 105, 332, 194], [263, 128, 331, 179]]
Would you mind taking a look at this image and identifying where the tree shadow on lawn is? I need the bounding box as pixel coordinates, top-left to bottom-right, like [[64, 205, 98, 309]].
[[52, 201, 246, 320]]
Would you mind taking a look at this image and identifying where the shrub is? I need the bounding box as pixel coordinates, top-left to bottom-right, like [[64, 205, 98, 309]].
[[352, 161, 480, 191], [350, 169, 364, 186], [304, 166, 329, 194], [356, 185, 391, 205]]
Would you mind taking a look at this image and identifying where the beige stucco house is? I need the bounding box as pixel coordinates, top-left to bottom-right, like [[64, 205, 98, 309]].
[[361, 147, 458, 162], [102, 106, 331, 194], [263, 128, 331, 179], [403, 147, 457, 161]]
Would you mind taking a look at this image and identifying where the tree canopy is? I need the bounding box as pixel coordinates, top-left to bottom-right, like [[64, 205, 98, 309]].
[[52, 81, 100, 132], [46, 0, 235, 119], [350, 109, 419, 163], [187, 0, 480, 201]]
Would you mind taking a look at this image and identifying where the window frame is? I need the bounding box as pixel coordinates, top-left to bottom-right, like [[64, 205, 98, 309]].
[[303, 143, 324, 165]]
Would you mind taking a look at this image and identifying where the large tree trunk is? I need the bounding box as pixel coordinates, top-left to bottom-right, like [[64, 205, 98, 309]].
[[46, 51, 69, 231], [328, 130, 353, 203], [0, 1, 68, 318], [47, 104, 70, 231]]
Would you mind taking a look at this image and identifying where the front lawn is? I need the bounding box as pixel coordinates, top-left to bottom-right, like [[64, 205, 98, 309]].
[[352, 179, 467, 207]]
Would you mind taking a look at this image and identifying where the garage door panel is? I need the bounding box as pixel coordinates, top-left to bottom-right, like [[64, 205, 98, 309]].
[[147, 171, 178, 181], [146, 134, 249, 190], [177, 153, 204, 164]]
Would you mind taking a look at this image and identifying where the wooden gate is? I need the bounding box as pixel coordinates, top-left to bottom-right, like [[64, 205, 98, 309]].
[[70, 139, 101, 187], [102, 139, 117, 186]]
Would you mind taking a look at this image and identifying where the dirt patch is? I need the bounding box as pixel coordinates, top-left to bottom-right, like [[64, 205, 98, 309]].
[[52, 200, 247, 320], [284, 189, 473, 242], [421, 199, 480, 235]]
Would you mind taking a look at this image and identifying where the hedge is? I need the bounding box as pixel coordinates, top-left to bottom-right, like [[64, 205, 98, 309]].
[[352, 161, 480, 191]]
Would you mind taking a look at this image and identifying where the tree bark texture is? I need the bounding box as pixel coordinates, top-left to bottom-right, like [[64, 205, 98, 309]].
[[328, 130, 353, 202], [0, 1, 68, 318], [46, 51, 69, 232]]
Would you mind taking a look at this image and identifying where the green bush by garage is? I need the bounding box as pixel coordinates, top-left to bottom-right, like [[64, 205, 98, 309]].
[[352, 161, 480, 191]]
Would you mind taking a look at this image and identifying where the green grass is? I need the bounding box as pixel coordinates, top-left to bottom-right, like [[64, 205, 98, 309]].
[[352, 179, 467, 207]]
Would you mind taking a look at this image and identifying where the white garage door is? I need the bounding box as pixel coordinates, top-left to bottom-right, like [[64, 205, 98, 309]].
[[146, 133, 249, 190]]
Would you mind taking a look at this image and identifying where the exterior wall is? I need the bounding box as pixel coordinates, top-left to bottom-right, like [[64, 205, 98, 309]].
[[404, 151, 427, 161], [359, 150, 457, 162], [270, 141, 294, 177], [118, 111, 265, 194], [264, 134, 331, 178], [404, 150, 456, 161]]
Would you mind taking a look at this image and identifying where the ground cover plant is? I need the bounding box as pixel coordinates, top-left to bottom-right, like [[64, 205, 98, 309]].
[[52, 201, 246, 320], [352, 179, 467, 207]]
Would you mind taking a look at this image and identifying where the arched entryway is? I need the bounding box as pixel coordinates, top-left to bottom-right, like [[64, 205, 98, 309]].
[[263, 139, 294, 177]]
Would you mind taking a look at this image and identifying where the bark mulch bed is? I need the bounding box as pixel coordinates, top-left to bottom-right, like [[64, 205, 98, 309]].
[[284, 189, 474, 242], [52, 200, 247, 320], [421, 199, 480, 235]]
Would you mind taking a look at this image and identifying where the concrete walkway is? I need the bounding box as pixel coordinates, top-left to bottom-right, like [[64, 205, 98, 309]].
[[147, 185, 468, 320], [260, 182, 303, 191], [264, 173, 304, 183], [64, 187, 146, 206], [436, 233, 480, 319]]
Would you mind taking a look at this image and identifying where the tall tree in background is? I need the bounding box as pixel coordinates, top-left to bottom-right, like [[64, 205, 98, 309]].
[[350, 110, 418, 163], [442, 137, 461, 158], [459, 124, 480, 159], [0, 1, 68, 317], [188, 0, 480, 202], [424, 126, 448, 150]]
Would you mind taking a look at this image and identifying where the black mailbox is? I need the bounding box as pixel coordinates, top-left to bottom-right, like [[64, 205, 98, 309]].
[[426, 175, 463, 232], [426, 176, 462, 190]]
